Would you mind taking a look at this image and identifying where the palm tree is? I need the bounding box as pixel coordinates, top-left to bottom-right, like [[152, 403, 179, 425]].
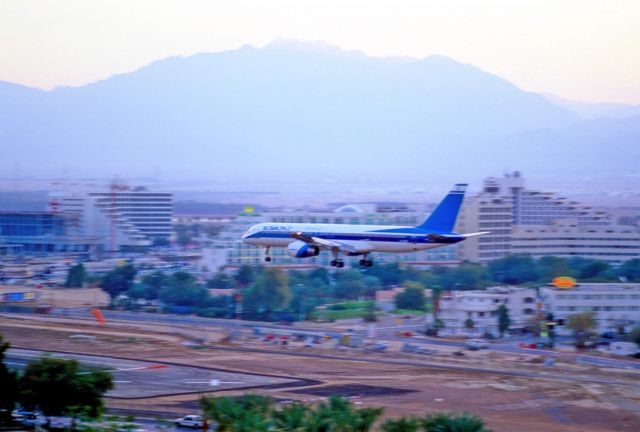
[[423, 412, 492, 432], [201, 394, 273, 432], [271, 403, 308, 431], [305, 395, 383, 432], [381, 416, 421, 431]]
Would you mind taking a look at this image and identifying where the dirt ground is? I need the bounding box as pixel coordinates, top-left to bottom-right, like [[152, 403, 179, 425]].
[[2, 315, 639, 432]]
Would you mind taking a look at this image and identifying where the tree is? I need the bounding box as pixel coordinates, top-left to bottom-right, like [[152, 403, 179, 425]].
[[333, 269, 366, 300], [101, 263, 137, 302], [235, 265, 256, 287], [567, 312, 597, 334], [526, 315, 544, 337], [497, 304, 511, 337], [201, 394, 273, 432], [140, 271, 167, 298], [567, 312, 598, 348], [19, 356, 112, 424], [395, 283, 426, 311], [207, 271, 234, 289], [363, 301, 378, 322], [65, 263, 87, 288], [159, 272, 209, 307], [464, 318, 475, 330], [0, 334, 18, 425], [578, 261, 613, 281], [437, 262, 490, 290], [175, 224, 192, 248], [363, 262, 408, 287], [618, 259, 640, 282], [271, 402, 308, 431], [307, 395, 383, 432], [242, 268, 289, 320], [382, 416, 422, 432], [536, 256, 571, 283], [628, 326, 640, 346], [488, 255, 539, 285], [424, 412, 492, 432]]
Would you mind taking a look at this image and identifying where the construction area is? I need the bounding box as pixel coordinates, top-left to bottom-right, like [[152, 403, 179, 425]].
[[2, 310, 640, 432]]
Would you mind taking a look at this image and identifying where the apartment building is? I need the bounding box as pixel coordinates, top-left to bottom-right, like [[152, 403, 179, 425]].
[[541, 283, 640, 333], [438, 286, 538, 336]]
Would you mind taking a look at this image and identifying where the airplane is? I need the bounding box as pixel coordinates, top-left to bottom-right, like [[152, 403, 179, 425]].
[[241, 184, 487, 268]]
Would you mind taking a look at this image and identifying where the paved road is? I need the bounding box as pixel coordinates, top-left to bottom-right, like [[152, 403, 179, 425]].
[[51, 308, 344, 338], [28, 308, 640, 370], [6, 348, 299, 398]]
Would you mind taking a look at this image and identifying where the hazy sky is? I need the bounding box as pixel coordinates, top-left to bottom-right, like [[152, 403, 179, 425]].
[[1, 0, 639, 104]]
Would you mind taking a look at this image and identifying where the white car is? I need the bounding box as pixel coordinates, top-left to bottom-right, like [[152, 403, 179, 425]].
[[465, 338, 490, 350], [174, 415, 204, 429]]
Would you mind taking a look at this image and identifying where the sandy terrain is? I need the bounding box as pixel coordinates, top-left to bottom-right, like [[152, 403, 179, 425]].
[[1, 314, 639, 432]]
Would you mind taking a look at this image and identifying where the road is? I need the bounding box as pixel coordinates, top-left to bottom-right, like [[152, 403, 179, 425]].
[[31, 308, 640, 370]]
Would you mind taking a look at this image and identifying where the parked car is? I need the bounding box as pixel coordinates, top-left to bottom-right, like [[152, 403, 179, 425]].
[[600, 331, 617, 339], [174, 415, 204, 429], [465, 338, 490, 350]]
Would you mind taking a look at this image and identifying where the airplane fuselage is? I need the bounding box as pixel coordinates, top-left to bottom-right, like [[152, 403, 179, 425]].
[[242, 222, 463, 254], [241, 184, 476, 267]]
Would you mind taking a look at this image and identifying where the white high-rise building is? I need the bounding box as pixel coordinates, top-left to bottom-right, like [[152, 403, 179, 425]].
[[511, 219, 640, 265], [50, 185, 173, 251], [456, 172, 637, 263]]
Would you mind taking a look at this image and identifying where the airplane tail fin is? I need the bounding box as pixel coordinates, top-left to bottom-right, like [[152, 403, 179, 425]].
[[417, 184, 467, 233]]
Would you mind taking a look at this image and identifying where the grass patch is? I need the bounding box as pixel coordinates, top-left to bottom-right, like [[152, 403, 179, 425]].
[[327, 301, 372, 311], [389, 308, 427, 315], [316, 308, 367, 321]]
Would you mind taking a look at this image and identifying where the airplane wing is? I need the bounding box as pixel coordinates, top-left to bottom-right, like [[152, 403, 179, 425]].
[[291, 232, 373, 254]]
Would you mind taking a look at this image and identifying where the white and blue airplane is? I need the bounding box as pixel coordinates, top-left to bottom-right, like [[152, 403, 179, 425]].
[[242, 184, 486, 268]]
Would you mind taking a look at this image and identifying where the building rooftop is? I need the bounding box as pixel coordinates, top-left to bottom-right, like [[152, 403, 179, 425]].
[[542, 283, 640, 291]]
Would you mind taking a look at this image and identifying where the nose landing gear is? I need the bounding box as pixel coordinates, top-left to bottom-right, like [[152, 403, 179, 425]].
[[264, 246, 271, 262]]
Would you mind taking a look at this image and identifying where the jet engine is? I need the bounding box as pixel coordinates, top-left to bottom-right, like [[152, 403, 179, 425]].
[[287, 240, 320, 258]]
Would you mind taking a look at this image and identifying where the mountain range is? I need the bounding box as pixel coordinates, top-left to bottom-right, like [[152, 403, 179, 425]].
[[1, 40, 639, 186]]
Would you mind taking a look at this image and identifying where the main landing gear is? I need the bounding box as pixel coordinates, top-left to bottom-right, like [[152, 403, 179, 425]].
[[330, 250, 344, 268], [359, 258, 373, 267], [264, 246, 272, 262]]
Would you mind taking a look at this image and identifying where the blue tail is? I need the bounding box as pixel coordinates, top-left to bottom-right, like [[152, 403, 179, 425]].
[[417, 184, 467, 233]]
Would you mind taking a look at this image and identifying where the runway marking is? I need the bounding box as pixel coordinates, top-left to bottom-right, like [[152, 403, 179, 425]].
[[113, 380, 132, 384], [15, 352, 135, 368], [78, 365, 169, 374], [377, 325, 424, 330], [185, 379, 246, 386]]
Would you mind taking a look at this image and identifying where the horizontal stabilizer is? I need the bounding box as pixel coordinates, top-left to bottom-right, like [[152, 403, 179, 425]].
[[462, 231, 491, 238]]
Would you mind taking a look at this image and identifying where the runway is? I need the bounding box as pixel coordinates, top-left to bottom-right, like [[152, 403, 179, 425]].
[[6, 348, 302, 398]]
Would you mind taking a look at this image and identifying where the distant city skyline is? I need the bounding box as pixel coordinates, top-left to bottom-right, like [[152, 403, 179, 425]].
[[1, 0, 639, 104]]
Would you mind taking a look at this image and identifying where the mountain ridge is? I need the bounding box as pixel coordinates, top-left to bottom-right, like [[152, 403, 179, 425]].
[[0, 41, 637, 183]]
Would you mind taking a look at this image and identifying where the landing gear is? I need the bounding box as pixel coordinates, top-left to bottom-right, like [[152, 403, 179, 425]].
[[359, 254, 373, 267], [330, 249, 344, 268], [359, 258, 373, 267], [264, 246, 271, 262]]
